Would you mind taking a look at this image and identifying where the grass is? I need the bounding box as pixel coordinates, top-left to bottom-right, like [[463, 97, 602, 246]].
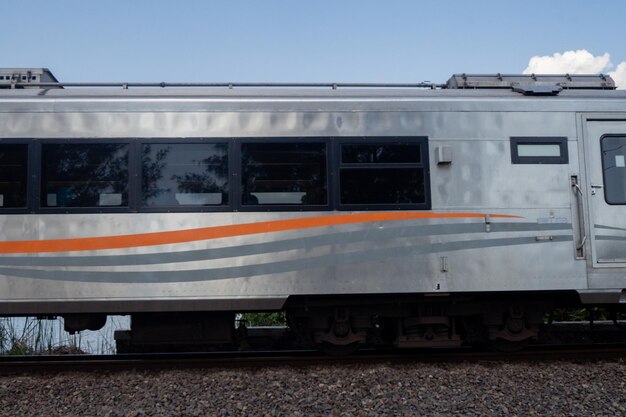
[[0, 316, 129, 355], [0, 317, 79, 355]]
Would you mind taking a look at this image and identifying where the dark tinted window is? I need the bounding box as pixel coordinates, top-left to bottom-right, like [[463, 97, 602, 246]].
[[339, 141, 427, 206], [341, 144, 421, 164], [341, 168, 425, 204], [601, 136, 626, 204], [241, 142, 327, 205], [41, 143, 129, 207], [0, 144, 28, 208], [142, 143, 228, 207]]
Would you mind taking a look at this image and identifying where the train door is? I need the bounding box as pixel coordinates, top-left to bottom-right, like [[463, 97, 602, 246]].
[[582, 116, 626, 266]]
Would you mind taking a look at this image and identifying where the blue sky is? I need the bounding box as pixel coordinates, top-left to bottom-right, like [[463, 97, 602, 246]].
[[2, 0, 625, 84]]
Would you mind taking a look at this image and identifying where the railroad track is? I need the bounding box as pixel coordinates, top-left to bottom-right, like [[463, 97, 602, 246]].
[[2, 344, 626, 374], [3, 322, 626, 374]]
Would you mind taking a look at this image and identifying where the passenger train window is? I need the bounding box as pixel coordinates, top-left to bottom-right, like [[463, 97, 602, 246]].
[[339, 141, 428, 207], [141, 143, 229, 207], [241, 142, 327, 206], [41, 143, 129, 207], [510, 137, 568, 164], [601, 135, 626, 205], [0, 144, 28, 208]]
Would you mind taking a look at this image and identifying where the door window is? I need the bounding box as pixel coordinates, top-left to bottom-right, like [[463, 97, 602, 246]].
[[601, 135, 626, 205]]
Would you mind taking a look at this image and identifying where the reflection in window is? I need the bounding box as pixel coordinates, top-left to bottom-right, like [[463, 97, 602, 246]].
[[601, 136, 626, 204], [241, 142, 327, 205], [0, 144, 28, 208], [41, 143, 129, 207], [142, 143, 228, 207], [340, 142, 426, 206], [341, 144, 421, 164]]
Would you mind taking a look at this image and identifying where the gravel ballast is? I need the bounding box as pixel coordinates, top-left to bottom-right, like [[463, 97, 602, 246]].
[[2, 361, 626, 416]]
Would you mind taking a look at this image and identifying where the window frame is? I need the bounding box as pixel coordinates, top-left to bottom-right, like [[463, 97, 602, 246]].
[[0, 139, 33, 214], [599, 134, 626, 206], [0, 136, 434, 215], [236, 137, 332, 212], [35, 138, 134, 214], [335, 136, 431, 211], [138, 138, 233, 213], [510, 137, 569, 164]]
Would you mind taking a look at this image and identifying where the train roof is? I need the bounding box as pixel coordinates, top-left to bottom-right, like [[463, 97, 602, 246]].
[[0, 68, 625, 113]]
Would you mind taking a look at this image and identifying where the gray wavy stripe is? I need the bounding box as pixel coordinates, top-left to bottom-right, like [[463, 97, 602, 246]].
[[0, 222, 571, 267], [0, 235, 573, 283], [595, 235, 626, 241], [595, 224, 626, 232]]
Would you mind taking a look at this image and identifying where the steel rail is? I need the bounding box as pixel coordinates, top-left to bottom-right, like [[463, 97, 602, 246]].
[[2, 345, 626, 375]]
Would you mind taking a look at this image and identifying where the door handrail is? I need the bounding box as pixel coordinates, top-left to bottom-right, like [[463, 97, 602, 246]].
[[571, 177, 587, 256]]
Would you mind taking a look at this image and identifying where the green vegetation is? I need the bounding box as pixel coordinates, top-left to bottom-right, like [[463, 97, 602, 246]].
[[238, 312, 286, 327], [548, 307, 626, 322]]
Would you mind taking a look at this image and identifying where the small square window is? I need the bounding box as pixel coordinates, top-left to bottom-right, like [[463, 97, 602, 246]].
[[510, 137, 568, 164]]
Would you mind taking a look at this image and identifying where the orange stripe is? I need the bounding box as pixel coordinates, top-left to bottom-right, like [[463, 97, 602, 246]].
[[0, 212, 521, 254]]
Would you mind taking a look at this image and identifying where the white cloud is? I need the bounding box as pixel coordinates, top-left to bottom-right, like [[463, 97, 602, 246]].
[[609, 62, 626, 90], [523, 50, 611, 75], [523, 49, 625, 89]]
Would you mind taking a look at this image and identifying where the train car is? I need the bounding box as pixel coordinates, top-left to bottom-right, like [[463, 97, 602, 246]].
[[0, 68, 625, 353]]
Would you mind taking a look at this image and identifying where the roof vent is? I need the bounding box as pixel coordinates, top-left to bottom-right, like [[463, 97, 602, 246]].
[[447, 73, 616, 94], [511, 85, 563, 96], [0, 68, 60, 89]]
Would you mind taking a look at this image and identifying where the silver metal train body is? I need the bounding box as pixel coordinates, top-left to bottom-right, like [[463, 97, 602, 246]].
[[1, 70, 625, 350]]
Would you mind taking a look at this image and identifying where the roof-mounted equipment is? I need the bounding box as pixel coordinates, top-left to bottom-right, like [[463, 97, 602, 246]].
[[446, 73, 616, 96], [0, 68, 61, 89], [0, 68, 618, 95]]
